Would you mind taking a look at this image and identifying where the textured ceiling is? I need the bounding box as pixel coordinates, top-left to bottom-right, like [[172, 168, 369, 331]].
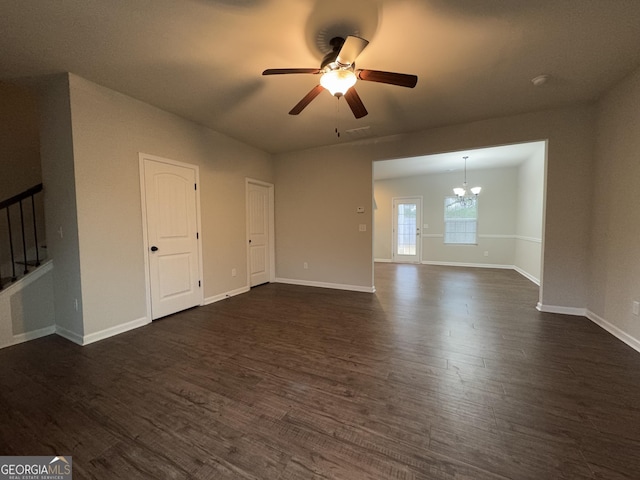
[[2, 0, 640, 154]]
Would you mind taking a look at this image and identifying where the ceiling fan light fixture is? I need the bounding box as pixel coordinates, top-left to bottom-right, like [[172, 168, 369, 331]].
[[320, 69, 357, 96]]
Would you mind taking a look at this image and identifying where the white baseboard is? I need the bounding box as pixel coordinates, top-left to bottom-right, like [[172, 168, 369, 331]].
[[55, 325, 84, 346], [513, 266, 540, 286], [422, 261, 513, 270], [56, 317, 150, 346], [204, 285, 250, 305], [275, 278, 375, 294], [374, 258, 393, 263], [536, 303, 587, 316], [2, 325, 57, 349], [420, 262, 539, 286], [82, 316, 151, 346], [533, 304, 640, 355], [586, 310, 640, 354]]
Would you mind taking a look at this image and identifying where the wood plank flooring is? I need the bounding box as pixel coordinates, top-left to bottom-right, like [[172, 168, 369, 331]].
[[2, 264, 640, 479]]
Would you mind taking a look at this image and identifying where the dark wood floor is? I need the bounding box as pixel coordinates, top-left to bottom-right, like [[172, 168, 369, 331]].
[[2, 264, 640, 479]]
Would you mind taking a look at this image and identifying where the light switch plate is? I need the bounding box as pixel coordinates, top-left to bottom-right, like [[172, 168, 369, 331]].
[[356, 206, 365, 213]]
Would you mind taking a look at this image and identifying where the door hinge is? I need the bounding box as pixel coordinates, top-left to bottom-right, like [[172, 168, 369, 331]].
[[196, 232, 199, 239], [194, 183, 197, 190], [198, 280, 201, 287]]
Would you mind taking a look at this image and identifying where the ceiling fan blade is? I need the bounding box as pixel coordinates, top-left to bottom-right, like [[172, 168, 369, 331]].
[[344, 87, 368, 119], [356, 69, 418, 88], [263, 68, 321, 75], [336, 36, 369, 67], [289, 85, 324, 115]]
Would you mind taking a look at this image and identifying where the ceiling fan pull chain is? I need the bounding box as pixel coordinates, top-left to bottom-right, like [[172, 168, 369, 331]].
[[335, 96, 341, 137]]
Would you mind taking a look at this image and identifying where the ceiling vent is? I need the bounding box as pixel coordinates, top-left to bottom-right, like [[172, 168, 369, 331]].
[[344, 125, 372, 138]]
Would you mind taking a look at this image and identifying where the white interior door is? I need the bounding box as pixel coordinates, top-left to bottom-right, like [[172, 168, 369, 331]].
[[392, 197, 422, 263], [247, 181, 273, 287], [142, 156, 202, 319]]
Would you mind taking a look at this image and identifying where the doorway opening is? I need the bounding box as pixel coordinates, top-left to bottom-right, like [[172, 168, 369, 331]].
[[373, 141, 547, 302]]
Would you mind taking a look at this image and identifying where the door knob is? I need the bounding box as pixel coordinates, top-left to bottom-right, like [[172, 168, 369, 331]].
[[150, 246, 159, 252]]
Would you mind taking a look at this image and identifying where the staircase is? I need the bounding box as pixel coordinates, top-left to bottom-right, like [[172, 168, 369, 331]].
[[0, 183, 46, 290]]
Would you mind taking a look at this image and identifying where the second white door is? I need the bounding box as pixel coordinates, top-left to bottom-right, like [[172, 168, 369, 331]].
[[247, 181, 273, 286]]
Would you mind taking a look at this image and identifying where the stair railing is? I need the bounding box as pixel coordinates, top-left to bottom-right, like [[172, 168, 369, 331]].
[[0, 183, 44, 290]]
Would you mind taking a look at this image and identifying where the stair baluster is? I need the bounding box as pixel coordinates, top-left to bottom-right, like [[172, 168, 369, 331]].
[[0, 183, 44, 290]]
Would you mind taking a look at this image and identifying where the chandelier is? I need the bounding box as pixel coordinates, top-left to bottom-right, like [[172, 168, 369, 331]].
[[453, 156, 481, 206]]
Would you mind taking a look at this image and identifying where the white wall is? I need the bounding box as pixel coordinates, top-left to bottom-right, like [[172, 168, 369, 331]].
[[589, 65, 640, 348]]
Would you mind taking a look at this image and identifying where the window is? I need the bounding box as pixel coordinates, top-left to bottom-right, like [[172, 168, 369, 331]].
[[444, 196, 477, 244]]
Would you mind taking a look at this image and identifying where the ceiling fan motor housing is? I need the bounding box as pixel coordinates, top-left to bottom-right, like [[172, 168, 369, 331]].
[[321, 37, 347, 70]]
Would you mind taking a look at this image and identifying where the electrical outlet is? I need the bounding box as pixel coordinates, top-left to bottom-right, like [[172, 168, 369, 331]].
[[484, 251, 489, 257], [303, 262, 308, 269], [231, 268, 237, 277], [633, 301, 640, 316], [359, 224, 367, 232]]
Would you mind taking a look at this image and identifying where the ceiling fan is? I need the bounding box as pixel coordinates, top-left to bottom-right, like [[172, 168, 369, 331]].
[[262, 35, 418, 119]]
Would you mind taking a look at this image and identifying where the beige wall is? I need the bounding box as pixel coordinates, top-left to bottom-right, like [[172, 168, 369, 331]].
[[0, 82, 45, 274], [38, 74, 84, 337], [57, 74, 273, 340], [10, 266, 55, 336], [513, 143, 546, 281], [274, 147, 373, 290], [589, 65, 640, 342], [0, 263, 55, 348], [282, 105, 593, 307], [0, 81, 41, 198]]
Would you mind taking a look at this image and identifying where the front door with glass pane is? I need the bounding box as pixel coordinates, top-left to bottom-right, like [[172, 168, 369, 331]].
[[392, 197, 422, 263]]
